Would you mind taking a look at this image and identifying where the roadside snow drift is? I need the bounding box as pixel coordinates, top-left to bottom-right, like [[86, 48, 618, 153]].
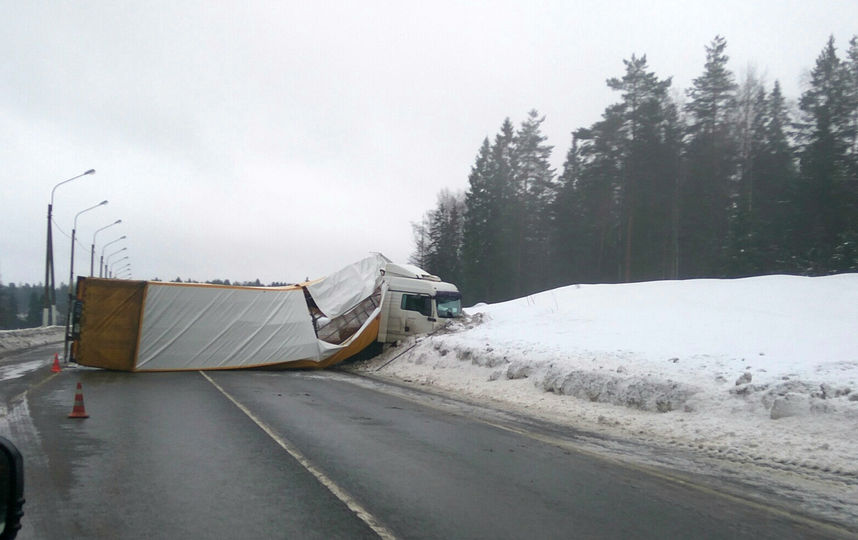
[[443, 274, 857, 416]]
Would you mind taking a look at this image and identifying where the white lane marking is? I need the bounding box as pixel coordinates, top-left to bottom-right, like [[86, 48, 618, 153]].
[[199, 372, 397, 540]]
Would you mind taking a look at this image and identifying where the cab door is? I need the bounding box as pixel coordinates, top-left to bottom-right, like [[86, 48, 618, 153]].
[[400, 293, 434, 336]]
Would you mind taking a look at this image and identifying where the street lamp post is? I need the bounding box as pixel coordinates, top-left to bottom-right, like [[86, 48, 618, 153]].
[[114, 264, 131, 279], [109, 257, 129, 278], [100, 236, 126, 277], [68, 200, 108, 298], [44, 169, 95, 325], [64, 200, 107, 363], [91, 220, 121, 276], [104, 247, 127, 277]]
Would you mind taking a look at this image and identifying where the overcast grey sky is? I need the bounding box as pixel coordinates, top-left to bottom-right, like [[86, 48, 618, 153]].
[[2, 1, 856, 286]]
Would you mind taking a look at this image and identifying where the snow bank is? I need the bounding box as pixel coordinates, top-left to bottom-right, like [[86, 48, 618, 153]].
[[378, 274, 858, 415], [352, 274, 858, 496], [0, 327, 64, 358]]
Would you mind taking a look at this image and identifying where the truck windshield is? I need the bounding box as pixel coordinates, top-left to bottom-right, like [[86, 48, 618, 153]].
[[435, 292, 462, 318]]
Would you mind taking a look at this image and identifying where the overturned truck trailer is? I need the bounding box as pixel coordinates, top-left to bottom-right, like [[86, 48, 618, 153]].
[[71, 254, 462, 371]]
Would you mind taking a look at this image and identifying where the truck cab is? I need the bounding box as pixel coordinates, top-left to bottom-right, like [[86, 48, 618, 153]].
[[377, 263, 462, 343]]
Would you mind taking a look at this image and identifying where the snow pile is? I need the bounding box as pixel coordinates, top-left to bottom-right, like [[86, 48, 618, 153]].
[[0, 327, 64, 358], [353, 274, 858, 485]]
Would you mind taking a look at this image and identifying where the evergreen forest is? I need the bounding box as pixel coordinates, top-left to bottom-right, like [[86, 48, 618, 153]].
[[0, 283, 66, 330], [411, 36, 858, 305]]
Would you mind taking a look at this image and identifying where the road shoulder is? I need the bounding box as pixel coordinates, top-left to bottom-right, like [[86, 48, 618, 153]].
[[340, 363, 858, 537]]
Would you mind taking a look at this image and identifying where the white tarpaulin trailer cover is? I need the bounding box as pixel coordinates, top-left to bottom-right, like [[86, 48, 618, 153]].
[[306, 253, 387, 318], [136, 283, 323, 370], [73, 254, 388, 371]]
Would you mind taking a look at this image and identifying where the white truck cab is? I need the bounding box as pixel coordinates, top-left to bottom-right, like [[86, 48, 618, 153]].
[[378, 262, 462, 343]]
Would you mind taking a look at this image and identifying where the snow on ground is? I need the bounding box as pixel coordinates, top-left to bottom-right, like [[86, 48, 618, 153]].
[[351, 274, 858, 514], [0, 327, 64, 358]]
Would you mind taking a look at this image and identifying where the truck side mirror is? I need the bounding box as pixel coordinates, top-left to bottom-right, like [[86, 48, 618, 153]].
[[0, 436, 24, 540]]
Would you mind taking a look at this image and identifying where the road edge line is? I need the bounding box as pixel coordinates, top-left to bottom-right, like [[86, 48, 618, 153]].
[[199, 371, 397, 540]]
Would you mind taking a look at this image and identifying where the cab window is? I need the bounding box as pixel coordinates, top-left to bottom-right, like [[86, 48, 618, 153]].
[[401, 294, 432, 317]]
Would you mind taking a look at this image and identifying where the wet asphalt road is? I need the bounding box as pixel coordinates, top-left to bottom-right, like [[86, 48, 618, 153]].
[[0, 345, 851, 539]]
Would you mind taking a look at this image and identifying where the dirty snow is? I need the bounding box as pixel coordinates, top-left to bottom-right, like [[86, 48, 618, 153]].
[[352, 274, 858, 517], [0, 327, 64, 358]]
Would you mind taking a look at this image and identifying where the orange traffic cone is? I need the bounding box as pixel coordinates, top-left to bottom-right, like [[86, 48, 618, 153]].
[[68, 382, 89, 419], [51, 353, 62, 373]]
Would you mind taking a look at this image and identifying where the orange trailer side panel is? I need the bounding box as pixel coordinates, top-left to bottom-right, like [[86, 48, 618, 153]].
[[76, 278, 146, 371]]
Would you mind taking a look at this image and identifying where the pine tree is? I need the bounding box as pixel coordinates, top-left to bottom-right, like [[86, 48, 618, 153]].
[[564, 106, 626, 283], [424, 189, 465, 285], [837, 35, 858, 270], [846, 37, 858, 168], [511, 110, 555, 295], [549, 134, 585, 285], [461, 138, 493, 303], [681, 35, 739, 277], [759, 81, 798, 271], [408, 218, 431, 270], [727, 78, 798, 275], [726, 73, 768, 275], [606, 54, 677, 281], [485, 119, 517, 301], [796, 36, 855, 273], [459, 120, 517, 303]]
